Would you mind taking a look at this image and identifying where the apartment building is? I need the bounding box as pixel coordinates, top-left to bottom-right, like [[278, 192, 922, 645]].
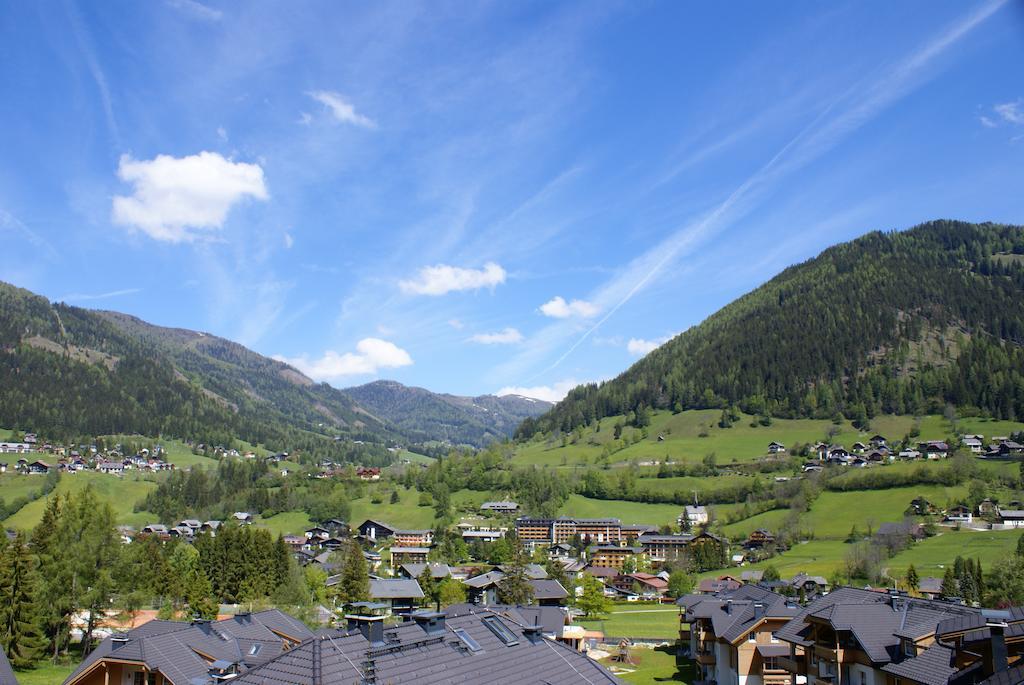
[[678, 584, 801, 685]]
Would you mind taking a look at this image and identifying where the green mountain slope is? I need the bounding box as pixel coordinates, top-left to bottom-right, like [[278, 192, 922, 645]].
[[0, 282, 392, 455], [342, 380, 551, 447], [520, 220, 1024, 437]]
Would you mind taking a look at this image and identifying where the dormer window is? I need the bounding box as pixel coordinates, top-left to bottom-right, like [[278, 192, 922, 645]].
[[902, 639, 914, 657]]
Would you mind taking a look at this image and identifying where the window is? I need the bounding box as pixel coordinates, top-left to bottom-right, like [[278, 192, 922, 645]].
[[902, 639, 914, 657], [748, 632, 757, 643], [453, 628, 482, 653], [482, 616, 520, 646], [249, 644, 262, 656], [860, 671, 867, 685], [771, 632, 779, 643]]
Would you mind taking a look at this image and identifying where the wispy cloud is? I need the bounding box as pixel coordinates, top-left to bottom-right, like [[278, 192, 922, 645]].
[[307, 91, 377, 129], [166, 0, 223, 22], [399, 262, 506, 296], [469, 327, 523, 345], [499, 0, 1008, 384], [65, 1, 119, 146], [0, 208, 58, 259], [994, 100, 1024, 125], [60, 288, 141, 303], [627, 336, 672, 356], [112, 151, 268, 242], [274, 338, 412, 381]]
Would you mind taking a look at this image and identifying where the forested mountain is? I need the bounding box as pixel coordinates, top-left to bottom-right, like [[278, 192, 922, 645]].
[[0, 282, 394, 458], [520, 220, 1024, 438], [342, 380, 551, 447]]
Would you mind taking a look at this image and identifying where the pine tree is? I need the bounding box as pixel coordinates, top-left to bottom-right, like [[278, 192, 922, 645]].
[[418, 567, 438, 609], [1, 534, 47, 667], [335, 541, 369, 606], [496, 536, 534, 606], [940, 566, 958, 599], [905, 565, 919, 594]]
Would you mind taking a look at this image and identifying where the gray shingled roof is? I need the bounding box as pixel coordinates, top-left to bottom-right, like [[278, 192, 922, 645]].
[[62, 610, 315, 685], [678, 585, 799, 644], [882, 643, 957, 685], [232, 607, 622, 684], [529, 579, 568, 600], [369, 578, 425, 600]]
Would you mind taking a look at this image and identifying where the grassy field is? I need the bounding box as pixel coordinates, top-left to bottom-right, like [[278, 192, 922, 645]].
[[512, 410, 1024, 468], [3, 472, 157, 530], [602, 646, 693, 684], [558, 494, 684, 527], [15, 662, 75, 685], [578, 604, 681, 639], [799, 485, 969, 538], [256, 511, 314, 536], [884, 529, 1021, 578], [99, 434, 220, 469]]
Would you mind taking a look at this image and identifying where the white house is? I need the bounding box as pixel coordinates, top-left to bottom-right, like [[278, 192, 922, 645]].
[[679, 505, 709, 527]]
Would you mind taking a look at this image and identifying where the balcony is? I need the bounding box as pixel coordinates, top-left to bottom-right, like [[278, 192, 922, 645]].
[[777, 656, 803, 674], [696, 649, 717, 665]]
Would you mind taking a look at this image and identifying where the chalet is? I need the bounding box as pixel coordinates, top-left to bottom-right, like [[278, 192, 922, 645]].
[[899, 448, 922, 460], [962, 435, 984, 453], [0, 443, 32, 454], [480, 501, 519, 514], [23, 433, 36, 444], [463, 570, 567, 607], [784, 573, 829, 597], [96, 460, 123, 475], [355, 466, 381, 481], [305, 525, 331, 543], [393, 529, 434, 547], [282, 535, 305, 550], [999, 510, 1024, 528], [768, 441, 786, 454], [398, 562, 451, 581], [61, 609, 314, 685], [945, 505, 973, 524], [906, 497, 938, 516], [547, 542, 575, 559], [741, 570, 764, 583], [869, 434, 887, 448], [865, 449, 889, 462], [0, 462, 6, 473], [772, 588, 1013, 685], [744, 529, 776, 550], [588, 545, 646, 570], [390, 546, 430, 566], [611, 572, 668, 600], [178, 519, 202, 531], [695, 577, 742, 594], [919, 440, 950, 459], [168, 525, 193, 539], [851, 441, 866, 453], [679, 585, 801, 685], [828, 446, 850, 460], [141, 523, 169, 537], [27, 459, 50, 474], [200, 520, 221, 534], [987, 441, 1024, 457], [232, 512, 253, 525], [874, 520, 925, 544], [978, 498, 1000, 517], [363, 579, 426, 616], [357, 519, 395, 542], [917, 576, 944, 599]]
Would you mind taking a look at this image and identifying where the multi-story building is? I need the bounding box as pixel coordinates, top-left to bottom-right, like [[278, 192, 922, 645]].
[[588, 545, 646, 570], [678, 584, 801, 685], [774, 588, 988, 685], [393, 529, 434, 547], [637, 533, 695, 563], [514, 517, 623, 546]]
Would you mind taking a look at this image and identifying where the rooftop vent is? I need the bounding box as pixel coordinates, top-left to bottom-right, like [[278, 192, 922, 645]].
[[111, 633, 130, 650], [413, 611, 446, 636], [346, 614, 386, 646]]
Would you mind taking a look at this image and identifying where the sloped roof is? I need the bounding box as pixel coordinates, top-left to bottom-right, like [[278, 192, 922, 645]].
[[63, 610, 315, 685], [882, 643, 958, 685], [369, 578, 424, 600], [529, 579, 569, 600], [231, 608, 623, 684], [678, 586, 799, 644]]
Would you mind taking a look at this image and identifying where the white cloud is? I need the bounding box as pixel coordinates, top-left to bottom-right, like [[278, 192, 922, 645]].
[[447, 318, 465, 330], [274, 338, 412, 381], [469, 327, 523, 345], [297, 112, 313, 126], [166, 0, 223, 21], [497, 378, 580, 403], [979, 115, 997, 128], [994, 100, 1024, 125], [626, 334, 675, 356], [307, 91, 377, 129], [539, 296, 599, 319], [399, 262, 506, 296], [283, 231, 294, 249], [112, 151, 268, 242], [217, 126, 228, 141]]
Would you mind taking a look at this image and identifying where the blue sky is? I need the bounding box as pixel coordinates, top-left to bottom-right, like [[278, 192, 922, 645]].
[[1, 1, 1023, 400]]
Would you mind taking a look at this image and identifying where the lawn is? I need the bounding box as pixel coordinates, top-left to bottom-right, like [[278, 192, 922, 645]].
[[0, 473, 51, 505], [719, 508, 792, 539], [601, 646, 694, 684], [702, 539, 855, 579], [578, 604, 682, 639], [4, 472, 158, 530], [799, 485, 969, 539], [884, 528, 1021, 578], [345, 486, 502, 530], [256, 511, 313, 536], [559, 494, 684, 527], [15, 662, 75, 685], [100, 433, 220, 469]]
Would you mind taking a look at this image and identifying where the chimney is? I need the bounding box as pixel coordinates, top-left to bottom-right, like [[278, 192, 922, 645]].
[[725, 599, 733, 615], [412, 611, 446, 636], [347, 614, 386, 646], [753, 603, 765, 619], [110, 633, 130, 651], [983, 620, 1009, 676]]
